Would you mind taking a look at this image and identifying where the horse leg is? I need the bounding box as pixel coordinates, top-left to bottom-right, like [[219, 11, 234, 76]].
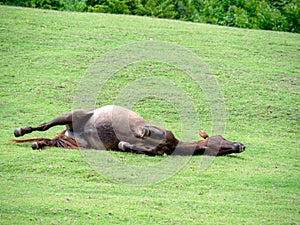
[[14, 110, 93, 137], [141, 126, 166, 140], [14, 112, 73, 137], [31, 137, 79, 150], [14, 130, 79, 150], [31, 139, 58, 150], [118, 141, 157, 156]]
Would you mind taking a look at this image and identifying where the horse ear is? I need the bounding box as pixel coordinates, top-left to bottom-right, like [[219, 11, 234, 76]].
[[199, 130, 209, 139]]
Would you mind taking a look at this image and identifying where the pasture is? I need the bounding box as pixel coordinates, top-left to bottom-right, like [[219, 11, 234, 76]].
[[0, 6, 299, 224]]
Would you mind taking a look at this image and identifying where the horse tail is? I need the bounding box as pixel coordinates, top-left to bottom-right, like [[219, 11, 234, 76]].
[[12, 138, 52, 143]]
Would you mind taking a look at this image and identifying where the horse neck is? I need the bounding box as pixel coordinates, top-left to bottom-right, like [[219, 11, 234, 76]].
[[172, 140, 206, 155]]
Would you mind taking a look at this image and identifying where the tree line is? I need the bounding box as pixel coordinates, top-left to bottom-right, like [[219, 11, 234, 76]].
[[1, 0, 299, 33]]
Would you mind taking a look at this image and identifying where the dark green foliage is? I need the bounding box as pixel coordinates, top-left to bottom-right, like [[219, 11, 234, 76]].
[[87, 0, 132, 14], [192, 0, 299, 32], [1, 0, 299, 32], [2, 0, 64, 9]]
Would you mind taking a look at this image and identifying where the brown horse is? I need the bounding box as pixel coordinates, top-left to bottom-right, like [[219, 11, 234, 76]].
[[13, 105, 245, 156]]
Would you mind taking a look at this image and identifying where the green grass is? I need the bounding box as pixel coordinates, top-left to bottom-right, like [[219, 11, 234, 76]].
[[1, 6, 299, 224]]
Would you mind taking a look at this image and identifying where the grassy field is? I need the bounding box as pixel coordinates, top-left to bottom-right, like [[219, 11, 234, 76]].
[[1, 6, 299, 224]]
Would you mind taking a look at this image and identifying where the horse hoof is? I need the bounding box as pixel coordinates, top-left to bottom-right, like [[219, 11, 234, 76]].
[[31, 142, 39, 150], [142, 127, 151, 137], [118, 141, 132, 151], [118, 141, 126, 151], [14, 128, 22, 137]]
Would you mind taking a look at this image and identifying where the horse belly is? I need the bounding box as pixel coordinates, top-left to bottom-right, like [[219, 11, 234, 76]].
[[84, 105, 149, 150], [65, 128, 89, 149]]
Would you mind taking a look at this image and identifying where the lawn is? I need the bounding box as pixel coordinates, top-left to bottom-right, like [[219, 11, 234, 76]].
[[0, 6, 299, 224]]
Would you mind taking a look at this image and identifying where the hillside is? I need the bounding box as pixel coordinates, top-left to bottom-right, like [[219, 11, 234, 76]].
[[0, 6, 299, 224]]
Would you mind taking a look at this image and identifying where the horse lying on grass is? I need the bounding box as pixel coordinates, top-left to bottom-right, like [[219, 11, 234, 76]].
[[13, 105, 245, 156]]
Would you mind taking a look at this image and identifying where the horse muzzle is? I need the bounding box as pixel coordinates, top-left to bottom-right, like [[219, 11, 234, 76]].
[[232, 142, 246, 152]]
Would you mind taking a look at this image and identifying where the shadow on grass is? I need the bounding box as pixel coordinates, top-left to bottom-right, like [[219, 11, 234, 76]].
[[225, 154, 247, 160]]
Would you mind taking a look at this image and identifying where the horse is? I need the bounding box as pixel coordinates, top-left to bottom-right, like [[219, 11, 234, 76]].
[[13, 105, 245, 156]]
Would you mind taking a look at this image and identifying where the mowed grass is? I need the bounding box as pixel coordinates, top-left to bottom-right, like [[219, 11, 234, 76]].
[[0, 6, 299, 224]]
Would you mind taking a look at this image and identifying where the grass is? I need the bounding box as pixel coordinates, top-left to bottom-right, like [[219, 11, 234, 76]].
[[1, 6, 299, 224]]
